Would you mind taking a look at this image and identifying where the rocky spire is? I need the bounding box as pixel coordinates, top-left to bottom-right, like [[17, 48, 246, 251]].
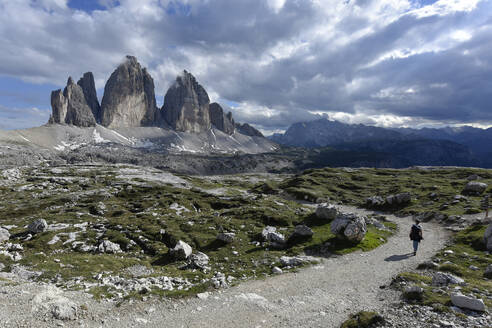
[[162, 70, 211, 133], [100, 56, 157, 128], [209, 102, 235, 135], [77, 72, 101, 123], [49, 77, 96, 127]]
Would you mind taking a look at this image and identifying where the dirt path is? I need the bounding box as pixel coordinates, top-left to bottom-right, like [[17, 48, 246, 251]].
[[0, 206, 450, 328]]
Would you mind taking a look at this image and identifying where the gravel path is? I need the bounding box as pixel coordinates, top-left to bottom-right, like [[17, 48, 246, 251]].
[[0, 206, 450, 328]]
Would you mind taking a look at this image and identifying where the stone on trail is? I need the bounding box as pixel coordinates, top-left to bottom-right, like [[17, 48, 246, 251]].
[[197, 292, 210, 300], [28, 219, 48, 234], [170, 240, 192, 260], [431, 272, 465, 286], [484, 223, 492, 251], [451, 293, 486, 312], [279, 255, 315, 267], [0, 228, 10, 243], [315, 203, 338, 220], [330, 212, 367, 242], [272, 266, 283, 274]]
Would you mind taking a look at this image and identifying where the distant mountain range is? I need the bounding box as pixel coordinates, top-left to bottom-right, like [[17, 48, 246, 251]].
[[269, 118, 492, 168]]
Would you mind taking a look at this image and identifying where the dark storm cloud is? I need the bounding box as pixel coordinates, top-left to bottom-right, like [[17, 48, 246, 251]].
[[0, 0, 490, 131]]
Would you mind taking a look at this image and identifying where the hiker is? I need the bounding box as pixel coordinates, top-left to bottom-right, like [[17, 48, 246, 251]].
[[409, 219, 423, 256], [480, 194, 490, 219]]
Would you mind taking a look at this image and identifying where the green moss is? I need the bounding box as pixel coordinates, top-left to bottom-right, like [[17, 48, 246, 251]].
[[340, 311, 384, 328]]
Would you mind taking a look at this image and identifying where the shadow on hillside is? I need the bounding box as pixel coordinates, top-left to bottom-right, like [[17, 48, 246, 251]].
[[384, 253, 414, 262]]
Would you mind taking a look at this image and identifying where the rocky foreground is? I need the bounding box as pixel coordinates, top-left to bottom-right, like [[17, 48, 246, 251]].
[[0, 165, 491, 327]]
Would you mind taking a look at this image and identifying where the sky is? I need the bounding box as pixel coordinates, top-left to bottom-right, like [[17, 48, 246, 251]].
[[0, 0, 491, 133]]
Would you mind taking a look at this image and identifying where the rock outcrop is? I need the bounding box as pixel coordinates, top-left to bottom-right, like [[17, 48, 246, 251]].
[[100, 56, 157, 128], [49, 77, 97, 127], [330, 213, 367, 242], [77, 72, 101, 123], [235, 123, 264, 137], [162, 70, 211, 133], [209, 103, 235, 135]]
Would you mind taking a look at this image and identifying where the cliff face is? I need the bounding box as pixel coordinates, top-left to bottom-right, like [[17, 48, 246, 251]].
[[49, 77, 96, 127], [100, 56, 157, 128], [77, 72, 101, 123], [209, 102, 235, 135], [161, 70, 211, 133]]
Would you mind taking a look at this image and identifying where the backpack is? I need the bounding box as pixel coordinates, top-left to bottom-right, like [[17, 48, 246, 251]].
[[410, 225, 421, 240]]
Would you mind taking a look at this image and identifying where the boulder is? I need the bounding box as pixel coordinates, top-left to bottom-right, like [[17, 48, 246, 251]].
[[330, 213, 367, 242], [170, 240, 192, 260], [292, 225, 314, 237], [376, 192, 411, 207], [28, 219, 48, 234], [209, 103, 235, 135], [162, 70, 211, 133], [32, 287, 78, 321], [463, 181, 488, 195], [0, 228, 9, 243], [404, 286, 424, 300], [261, 226, 285, 244], [395, 192, 411, 204], [101, 56, 157, 128], [485, 223, 492, 251], [366, 195, 384, 207], [467, 174, 480, 181], [484, 264, 492, 279], [451, 293, 486, 312], [188, 252, 210, 270], [98, 240, 122, 254], [217, 232, 235, 244], [431, 272, 465, 286], [315, 203, 338, 220]]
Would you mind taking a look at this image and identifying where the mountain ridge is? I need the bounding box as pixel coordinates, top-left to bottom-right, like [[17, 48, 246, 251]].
[[269, 118, 491, 168], [47, 56, 263, 138]]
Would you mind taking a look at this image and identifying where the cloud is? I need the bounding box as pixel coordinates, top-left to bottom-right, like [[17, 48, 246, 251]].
[[0, 0, 490, 132]]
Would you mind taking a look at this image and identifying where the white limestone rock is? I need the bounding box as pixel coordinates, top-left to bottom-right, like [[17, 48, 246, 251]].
[[451, 293, 486, 312], [170, 240, 192, 260]]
